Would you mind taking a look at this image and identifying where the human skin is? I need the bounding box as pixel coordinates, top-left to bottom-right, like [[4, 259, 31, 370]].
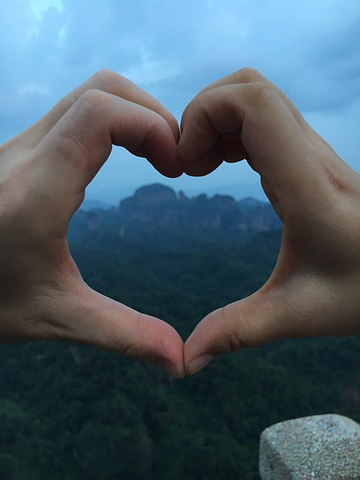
[[0, 70, 185, 378], [179, 68, 360, 375], [1, 68, 360, 379]]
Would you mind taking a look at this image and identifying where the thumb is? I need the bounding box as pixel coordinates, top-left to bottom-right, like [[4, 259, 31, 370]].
[[184, 288, 290, 376], [184, 264, 354, 375], [52, 284, 185, 378]]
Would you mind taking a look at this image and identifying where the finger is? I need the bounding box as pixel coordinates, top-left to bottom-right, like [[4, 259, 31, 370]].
[[184, 254, 360, 376], [182, 277, 313, 376], [181, 67, 328, 152], [184, 291, 282, 375], [30, 89, 182, 225], [15, 70, 179, 148], [38, 283, 185, 378], [82, 290, 185, 378], [178, 81, 326, 211]]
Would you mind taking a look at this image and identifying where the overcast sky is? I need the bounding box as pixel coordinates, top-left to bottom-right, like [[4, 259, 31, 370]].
[[1, 0, 359, 202]]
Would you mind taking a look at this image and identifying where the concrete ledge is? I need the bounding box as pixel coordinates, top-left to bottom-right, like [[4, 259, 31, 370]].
[[259, 414, 360, 479]]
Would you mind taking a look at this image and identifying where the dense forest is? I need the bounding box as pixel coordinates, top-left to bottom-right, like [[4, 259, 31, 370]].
[[0, 185, 359, 479]]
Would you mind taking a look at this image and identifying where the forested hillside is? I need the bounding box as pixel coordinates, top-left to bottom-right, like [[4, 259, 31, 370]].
[[0, 187, 359, 479]]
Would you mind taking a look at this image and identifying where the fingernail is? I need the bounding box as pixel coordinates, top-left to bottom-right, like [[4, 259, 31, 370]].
[[187, 354, 213, 376], [158, 360, 183, 378]]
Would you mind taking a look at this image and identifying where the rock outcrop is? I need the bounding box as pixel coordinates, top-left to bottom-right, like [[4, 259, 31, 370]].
[[259, 414, 360, 479], [118, 183, 281, 234], [69, 183, 282, 249]]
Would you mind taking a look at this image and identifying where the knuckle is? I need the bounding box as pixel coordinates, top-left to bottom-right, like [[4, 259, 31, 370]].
[[226, 329, 244, 352], [244, 80, 273, 104], [90, 68, 119, 86], [218, 306, 245, 352], [76, 88, 108, 114], [220, 303, 254, 351], [236, 66, 263, 82], [89, 69, 131, 92]]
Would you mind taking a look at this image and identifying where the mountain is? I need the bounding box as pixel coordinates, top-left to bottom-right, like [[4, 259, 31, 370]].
[[83, 180, 268, 206], [1, 185, 360, 480], [80, 199, 112, 210], [69, 183, 282, 250], [119, 183, 280, 232]]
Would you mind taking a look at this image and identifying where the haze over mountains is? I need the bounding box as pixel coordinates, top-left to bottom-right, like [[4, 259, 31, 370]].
[[72, 183, 281, 250], [83, 180, 268, 210]]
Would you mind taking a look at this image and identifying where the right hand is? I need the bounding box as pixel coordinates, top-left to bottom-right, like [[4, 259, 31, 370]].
[[179, 68, 360, 375]]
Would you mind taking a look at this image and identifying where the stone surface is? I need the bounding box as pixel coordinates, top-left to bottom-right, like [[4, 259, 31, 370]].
[[118, 183, 281, 232], [259, 414, 360, 479]]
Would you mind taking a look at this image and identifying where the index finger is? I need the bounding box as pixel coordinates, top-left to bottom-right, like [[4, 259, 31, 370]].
[[32, 89, 183, 226], [12, 69, 180, 149], [181, 67, 337, 154], [179, 79, 328, 215]]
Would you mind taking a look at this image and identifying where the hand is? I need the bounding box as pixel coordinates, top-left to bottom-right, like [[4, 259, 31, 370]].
[[0, 70, 185, 378], [179, 68, 360, 375]]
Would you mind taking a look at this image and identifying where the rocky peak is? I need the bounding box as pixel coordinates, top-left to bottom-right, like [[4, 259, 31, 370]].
[[117, 183, 281, 233], [132, 183, 177, 207], [71, 184, 282, 247]]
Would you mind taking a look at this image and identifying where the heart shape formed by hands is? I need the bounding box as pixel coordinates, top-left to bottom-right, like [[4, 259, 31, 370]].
[[1, 68, 360, 378]]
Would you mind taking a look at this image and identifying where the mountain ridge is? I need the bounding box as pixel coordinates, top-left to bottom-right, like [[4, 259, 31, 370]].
[[71, 183, 281, 249]]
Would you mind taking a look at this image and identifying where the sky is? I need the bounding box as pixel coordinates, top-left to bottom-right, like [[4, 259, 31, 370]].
[[0, 0, 359, 203]]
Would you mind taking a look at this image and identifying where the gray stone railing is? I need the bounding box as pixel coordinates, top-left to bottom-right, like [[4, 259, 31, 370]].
[[259, 414, 360, 479]]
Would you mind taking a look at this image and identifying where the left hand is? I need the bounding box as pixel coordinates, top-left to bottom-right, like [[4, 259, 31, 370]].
[[0, 70, 185, 378]]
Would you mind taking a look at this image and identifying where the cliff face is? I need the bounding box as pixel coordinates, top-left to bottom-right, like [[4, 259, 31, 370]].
[[69, 183, 282, 250], [130, 184, 177, 206], [118, 183, 281, 234]]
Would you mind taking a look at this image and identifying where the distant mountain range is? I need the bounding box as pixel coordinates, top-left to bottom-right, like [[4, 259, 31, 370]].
[[83, 180, 268, 208], [118, 183, 280, 232], [69, 183, 282, 250]]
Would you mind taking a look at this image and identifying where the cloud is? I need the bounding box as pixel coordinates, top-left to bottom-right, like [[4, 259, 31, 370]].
[[3, 0, 359, 112], [18, 83, 51, 96], [29, 0, 63, 21], [120, 54, 181, 86], [0, 0, 359, 188]]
